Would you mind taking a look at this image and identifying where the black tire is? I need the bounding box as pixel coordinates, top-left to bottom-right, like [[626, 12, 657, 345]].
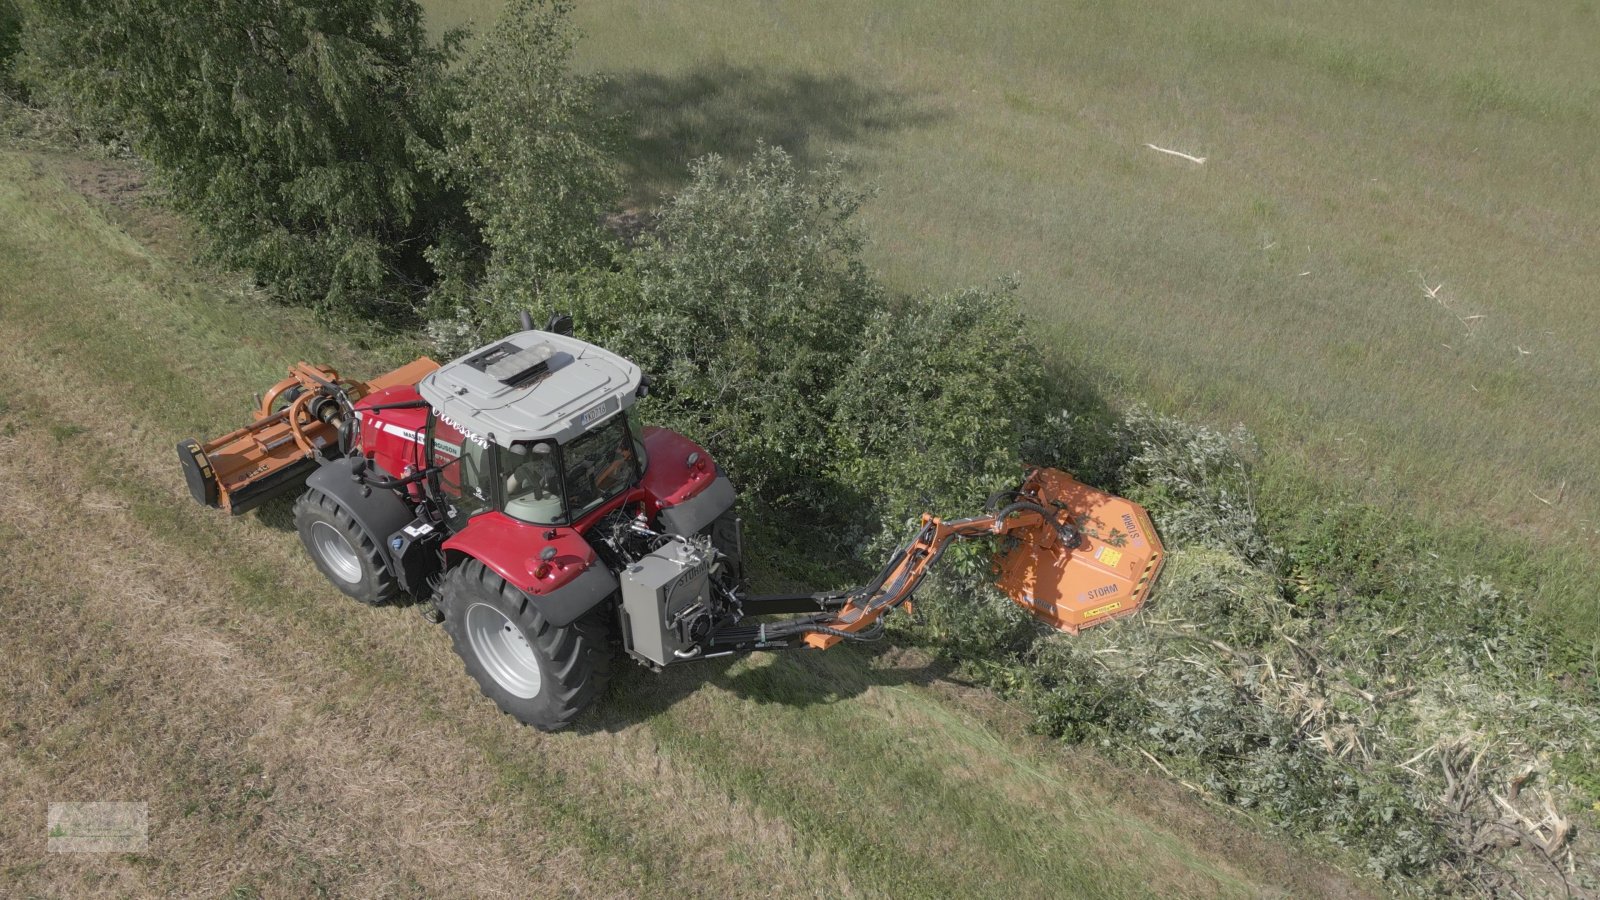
[[440, 560, 611, 731], [293, 488, 402, 606]]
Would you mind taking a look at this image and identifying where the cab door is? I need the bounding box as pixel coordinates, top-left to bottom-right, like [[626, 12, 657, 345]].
[[425, 414, 495, 531]]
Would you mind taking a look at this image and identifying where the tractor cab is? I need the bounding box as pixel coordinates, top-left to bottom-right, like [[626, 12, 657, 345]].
[[408, 329, 650, 530], [424, 402, 650, 529]]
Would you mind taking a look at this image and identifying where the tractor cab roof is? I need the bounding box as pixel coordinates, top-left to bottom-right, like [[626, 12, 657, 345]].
[[418, 330, 643, 447]]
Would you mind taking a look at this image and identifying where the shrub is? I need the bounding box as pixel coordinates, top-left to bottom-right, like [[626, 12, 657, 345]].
[[550, 146, 885, 515], [0, 1, 20, 89], [1116, 406, 1278, 566], [829, 279, 1054, 526]]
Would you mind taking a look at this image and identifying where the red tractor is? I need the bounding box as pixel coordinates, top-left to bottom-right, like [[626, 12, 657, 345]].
[[178, 315, 1164, 730]]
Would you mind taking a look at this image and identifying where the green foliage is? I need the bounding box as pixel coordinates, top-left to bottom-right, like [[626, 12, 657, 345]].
[[0, 0, 20, 88], [21, 0, 462, 310], [434, 0, 618, 309], [553, 146, 884, 513], [1019, 637, 1147, 742], [1116, 407, 1278, 567], [910, 406, 1599, 886], [830, 279, 1053, 524]]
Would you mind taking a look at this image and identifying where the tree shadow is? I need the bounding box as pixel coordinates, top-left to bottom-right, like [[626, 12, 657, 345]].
[[593, 63, 943, 203]]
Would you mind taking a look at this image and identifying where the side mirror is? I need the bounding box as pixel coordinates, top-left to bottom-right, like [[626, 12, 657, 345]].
[[546, 312, 574, 336], [636, 373, 653, 399], [518, 309, 535, 331]]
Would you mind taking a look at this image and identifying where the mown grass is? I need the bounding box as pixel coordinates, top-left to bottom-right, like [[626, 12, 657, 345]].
[[0, 150, 1369, 895], [428, 0, 1600, 638]]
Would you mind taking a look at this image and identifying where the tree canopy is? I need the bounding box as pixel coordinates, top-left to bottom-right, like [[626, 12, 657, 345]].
[[22, 0, 461, 310]]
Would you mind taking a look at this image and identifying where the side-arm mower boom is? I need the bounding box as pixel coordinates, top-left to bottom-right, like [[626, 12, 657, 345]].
[[713, 467, 1165, 651]]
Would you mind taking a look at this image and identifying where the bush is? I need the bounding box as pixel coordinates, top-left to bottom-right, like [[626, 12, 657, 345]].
[[548, 146, 885, 515], [830, 279, 1055, 525], [1116, 406, 1278, 566]]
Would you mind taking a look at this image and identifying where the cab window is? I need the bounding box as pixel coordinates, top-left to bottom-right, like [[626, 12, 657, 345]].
[[495, 411, 642, 525], [560, 412, 640, 521], [500, 440, 564, 524], [428, 415, 494, 527]]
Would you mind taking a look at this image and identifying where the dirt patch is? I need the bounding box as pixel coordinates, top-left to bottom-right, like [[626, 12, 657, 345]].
[[601, 206, 657, 246], [56, 154, 193, 260], [61, 157, 147, 207]]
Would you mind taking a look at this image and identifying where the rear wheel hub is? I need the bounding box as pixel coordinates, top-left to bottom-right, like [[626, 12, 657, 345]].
[[465, 602, 544, 699]]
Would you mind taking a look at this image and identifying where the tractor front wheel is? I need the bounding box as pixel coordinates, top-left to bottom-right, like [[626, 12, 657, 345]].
[[440, 561, 611, 731], [293, 489, 402, 606]]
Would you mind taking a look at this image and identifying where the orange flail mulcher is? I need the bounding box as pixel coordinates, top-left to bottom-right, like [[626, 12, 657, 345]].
[[799, 467, 1164, 649]]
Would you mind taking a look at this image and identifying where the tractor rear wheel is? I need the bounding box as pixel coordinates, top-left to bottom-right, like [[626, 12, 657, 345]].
[[440, 560, 611, 731], [293, 489, 402, 606]]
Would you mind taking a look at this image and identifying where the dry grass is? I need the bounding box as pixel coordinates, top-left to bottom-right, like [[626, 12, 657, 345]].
[[0, 149, 1373, 896]]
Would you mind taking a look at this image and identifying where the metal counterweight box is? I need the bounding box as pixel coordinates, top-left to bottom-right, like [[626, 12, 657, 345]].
[[620, 542, 711, 667]]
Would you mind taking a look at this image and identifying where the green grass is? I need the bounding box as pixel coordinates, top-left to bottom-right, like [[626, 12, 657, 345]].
[[430, 0, 1600, 635], [0, 149, 1366, 896]]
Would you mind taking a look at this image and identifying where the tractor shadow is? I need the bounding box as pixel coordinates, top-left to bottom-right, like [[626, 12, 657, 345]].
[[715, 639, 963, 708], [593, 62, 943, 204], [252, 493, 298, 532], [581, 638, 961, 734]]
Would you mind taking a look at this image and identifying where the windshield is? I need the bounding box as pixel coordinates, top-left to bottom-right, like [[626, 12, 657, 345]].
[[560, 412, 640, 520], [430, 415, 493, 528], [497, 410, 643, 525]]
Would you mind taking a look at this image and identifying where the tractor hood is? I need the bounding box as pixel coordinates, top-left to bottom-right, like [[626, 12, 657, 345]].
[[418, 330, 643, 446]]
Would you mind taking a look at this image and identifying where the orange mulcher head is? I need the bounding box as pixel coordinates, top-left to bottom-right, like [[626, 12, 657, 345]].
[[994, 468, 1165, 633], [177, 358, 439, 515]]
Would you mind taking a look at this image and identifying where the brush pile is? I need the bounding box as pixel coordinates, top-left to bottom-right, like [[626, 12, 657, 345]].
[[909, 407, 1598, 893]]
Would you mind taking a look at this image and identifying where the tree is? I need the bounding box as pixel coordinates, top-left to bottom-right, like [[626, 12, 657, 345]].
[[556, 146, 883, 513], [21, 0, 462, 311], [436, 0, 618, 312]]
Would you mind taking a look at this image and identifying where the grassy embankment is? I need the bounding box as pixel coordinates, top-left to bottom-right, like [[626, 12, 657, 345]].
[[0, 150, 1371, 896], [429, 0, 1600, 637]]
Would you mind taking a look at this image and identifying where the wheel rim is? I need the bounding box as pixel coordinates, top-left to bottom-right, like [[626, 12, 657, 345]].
[[465, 603, 543, 699], [310, 521, 363, 584]]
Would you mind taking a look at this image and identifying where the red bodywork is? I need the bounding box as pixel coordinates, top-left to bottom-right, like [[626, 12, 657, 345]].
[[352, 388, 717, 597], [355, 385, 430, 476]]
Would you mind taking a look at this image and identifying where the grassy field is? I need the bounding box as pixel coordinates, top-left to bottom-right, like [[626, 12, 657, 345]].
[[429, 0, 1600, 627], [0, 150, 1378, 896]]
